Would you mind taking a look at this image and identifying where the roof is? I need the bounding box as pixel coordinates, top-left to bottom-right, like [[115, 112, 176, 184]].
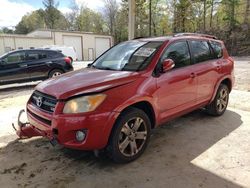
[[4, 48, 61, 54]]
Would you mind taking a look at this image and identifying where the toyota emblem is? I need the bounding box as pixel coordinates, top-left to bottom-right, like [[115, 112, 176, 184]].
[[36, 96, 43, 107]]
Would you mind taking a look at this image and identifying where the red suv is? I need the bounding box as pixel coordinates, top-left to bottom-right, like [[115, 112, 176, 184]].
[[16, 33, 234, 163]]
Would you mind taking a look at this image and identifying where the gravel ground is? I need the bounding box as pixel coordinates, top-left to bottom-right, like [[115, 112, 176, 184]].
[[0, 58, 250, 188]]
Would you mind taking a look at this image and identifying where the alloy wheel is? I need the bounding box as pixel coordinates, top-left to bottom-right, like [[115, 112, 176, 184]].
[[118, 117, 147, 157], [216, 88, 228, 112], [52, 72, 62, 77]]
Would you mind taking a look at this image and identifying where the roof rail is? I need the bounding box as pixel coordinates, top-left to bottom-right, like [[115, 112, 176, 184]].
[[174, 33, 218, 39]]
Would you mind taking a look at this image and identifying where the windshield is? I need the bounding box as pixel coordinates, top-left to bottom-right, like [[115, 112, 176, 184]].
[[91, 41, 163, 71], [0, 52, 9, 59]]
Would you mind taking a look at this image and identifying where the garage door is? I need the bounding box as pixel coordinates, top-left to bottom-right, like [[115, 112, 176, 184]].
[[63, 36, 83, 60], [95, 38, 110, 59]]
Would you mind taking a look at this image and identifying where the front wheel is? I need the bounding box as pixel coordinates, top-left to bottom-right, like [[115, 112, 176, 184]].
[[206, 84, 229, 116], [107, 108, 151, 163]]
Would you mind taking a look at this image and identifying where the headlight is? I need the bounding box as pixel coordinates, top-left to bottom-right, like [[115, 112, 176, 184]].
[[63, 94, 106, 114]]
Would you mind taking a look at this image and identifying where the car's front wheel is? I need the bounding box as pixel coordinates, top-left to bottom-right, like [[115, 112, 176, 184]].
[[107, 107, 151, 163]]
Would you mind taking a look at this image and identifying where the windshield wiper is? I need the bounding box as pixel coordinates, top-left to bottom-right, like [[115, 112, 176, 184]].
[[92, 66, 118, 71]]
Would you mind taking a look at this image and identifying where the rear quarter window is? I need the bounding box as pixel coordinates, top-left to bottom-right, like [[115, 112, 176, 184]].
[[47, 51, 64, 58], [210, 41, 223, 58]]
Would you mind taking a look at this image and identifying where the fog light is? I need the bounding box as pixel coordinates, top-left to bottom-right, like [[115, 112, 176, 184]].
[[76, 130, 86, 142]]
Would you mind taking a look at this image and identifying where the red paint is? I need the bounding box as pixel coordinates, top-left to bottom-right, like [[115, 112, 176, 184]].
[[19, 35, 234, 150]]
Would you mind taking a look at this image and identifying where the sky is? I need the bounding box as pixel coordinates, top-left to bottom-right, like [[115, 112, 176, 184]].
[[0, 0, 109, 28]]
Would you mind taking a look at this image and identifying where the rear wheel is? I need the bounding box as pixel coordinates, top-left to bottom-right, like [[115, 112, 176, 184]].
[[49, 69, 63, 78], [107, 108, 151, 163], [206, 84, 229, 116]]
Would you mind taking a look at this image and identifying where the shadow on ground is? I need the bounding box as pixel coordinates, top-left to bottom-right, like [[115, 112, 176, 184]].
[[0, 109, 243, 188]]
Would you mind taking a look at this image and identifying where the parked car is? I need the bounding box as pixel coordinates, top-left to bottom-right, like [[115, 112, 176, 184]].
[[41, 45, 77, 62], [0, 49, 73, 85], [16, 33, 234, 163]]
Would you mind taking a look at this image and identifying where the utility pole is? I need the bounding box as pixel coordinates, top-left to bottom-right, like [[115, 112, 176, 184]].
[[149, 0, 152, 36], [128, 0, 135, 40]]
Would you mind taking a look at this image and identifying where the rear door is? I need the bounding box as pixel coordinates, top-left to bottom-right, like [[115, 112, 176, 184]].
[[26, 51, 50, 79], [0, 51, 29, 84], [156, 40, 197, 120], [188, 40, 221, 102]]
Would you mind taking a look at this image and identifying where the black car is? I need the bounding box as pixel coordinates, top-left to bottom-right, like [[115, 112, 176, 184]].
[[0, 49, 73, 85]]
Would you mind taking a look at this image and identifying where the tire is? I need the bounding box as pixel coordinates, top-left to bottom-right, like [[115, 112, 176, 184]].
[[107, 107, 151, 163], [206, 84, 229, 116], [49, 69, 64, 78]]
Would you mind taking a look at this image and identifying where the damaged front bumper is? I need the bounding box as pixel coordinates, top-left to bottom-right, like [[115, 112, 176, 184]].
[[12, 109, 43, 139]]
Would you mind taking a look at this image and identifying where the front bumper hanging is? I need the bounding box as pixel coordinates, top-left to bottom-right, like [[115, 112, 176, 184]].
[[12, 109, 40, 139]]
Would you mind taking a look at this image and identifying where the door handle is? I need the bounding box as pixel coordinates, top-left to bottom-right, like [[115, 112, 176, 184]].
[[190, 73, 196, 78], [19, 64, 27, 67]]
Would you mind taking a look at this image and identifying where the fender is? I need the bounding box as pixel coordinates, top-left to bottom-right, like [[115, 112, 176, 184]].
[[209, 75, 233, 103], [114, 95, 157, 115], [100, 96, 158, 148]]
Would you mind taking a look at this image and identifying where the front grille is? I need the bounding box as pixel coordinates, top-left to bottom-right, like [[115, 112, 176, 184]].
[[28, 109, 52, 126], [31, 91, 57, 113]]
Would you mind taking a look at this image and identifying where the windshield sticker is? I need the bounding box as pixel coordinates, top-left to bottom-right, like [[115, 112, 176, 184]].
[[134, 48, 156, 57]]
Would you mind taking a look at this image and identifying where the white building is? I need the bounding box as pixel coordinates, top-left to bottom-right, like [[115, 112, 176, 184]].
[[0, 29, 113, 61]]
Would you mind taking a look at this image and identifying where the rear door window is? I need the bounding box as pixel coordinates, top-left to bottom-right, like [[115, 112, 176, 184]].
[[210, 41, 223, 58], [190, 40, 212, 63], [26, 51, 39, 61], [38, 52, 47, 59], [161, 41, 191, 69]]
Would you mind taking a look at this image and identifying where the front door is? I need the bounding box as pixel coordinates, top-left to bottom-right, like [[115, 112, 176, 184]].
[[0, 51, 29, 84], [155, 41, 197, 120]]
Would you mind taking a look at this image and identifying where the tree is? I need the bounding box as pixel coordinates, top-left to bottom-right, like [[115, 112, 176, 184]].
[[116, 0, 129, 42], [222, 0, 240, 32], [103, 0, 119, 37], [0, 27, 14, 34], [15, 9, 46, 34], [174, 0, 192, 32], [75, 6, 105, 33], [244, 0, 250, 24], [42, 0, 68, 29], [65, 0, 80, 30]]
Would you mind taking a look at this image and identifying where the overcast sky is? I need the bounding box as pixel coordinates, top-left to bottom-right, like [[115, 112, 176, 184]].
[[0, 0, 114, 28]]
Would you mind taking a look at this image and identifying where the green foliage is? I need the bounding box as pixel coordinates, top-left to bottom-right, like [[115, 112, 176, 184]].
[[15, 9, 46, 34], [11, 0, 250, 55], [43, 0, 69, 29], [74, 6, 105, 33], [0, 27, 14, 34], [15, 0, 69, 34]]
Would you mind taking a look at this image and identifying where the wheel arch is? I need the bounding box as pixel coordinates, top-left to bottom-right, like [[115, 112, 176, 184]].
[[210, 76, 233, 103], [117, 100, 156, 129], [48, 68, 65, 78]]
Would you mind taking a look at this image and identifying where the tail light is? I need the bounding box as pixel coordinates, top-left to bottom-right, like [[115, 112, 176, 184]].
[[64, 57, 72, 64]]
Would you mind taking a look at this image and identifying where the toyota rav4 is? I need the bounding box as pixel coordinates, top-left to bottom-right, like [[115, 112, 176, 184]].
[[15, 33, 234, 163]]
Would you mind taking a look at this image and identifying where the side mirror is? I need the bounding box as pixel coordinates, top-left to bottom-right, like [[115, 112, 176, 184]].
[[161, 59, 175, 73], [0, 59, 5, 66]]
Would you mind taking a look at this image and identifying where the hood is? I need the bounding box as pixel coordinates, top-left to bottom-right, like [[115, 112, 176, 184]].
[[36, 68, 140, 99]]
